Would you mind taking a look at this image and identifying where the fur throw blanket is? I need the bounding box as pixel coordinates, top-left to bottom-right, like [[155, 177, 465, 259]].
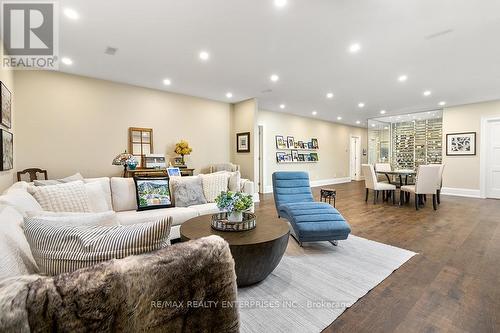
[[0, 235, 239, 332]]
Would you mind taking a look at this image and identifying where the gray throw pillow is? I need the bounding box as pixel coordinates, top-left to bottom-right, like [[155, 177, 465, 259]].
[[171, 176, 207, 207]]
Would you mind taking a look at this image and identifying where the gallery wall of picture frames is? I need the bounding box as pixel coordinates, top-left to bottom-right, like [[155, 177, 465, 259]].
[[275, 135, 319, 164], [0, 81, 13, 172]]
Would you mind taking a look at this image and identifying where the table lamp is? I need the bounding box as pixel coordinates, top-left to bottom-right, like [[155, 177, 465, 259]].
[[112, 150, 135, 177]]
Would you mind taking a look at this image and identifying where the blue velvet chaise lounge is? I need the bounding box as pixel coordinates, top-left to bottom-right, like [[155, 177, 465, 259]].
[[272, 171, 351, 246]]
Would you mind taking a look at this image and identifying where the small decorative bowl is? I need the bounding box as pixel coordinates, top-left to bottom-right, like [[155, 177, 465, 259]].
[[211, 212, 256, 232]]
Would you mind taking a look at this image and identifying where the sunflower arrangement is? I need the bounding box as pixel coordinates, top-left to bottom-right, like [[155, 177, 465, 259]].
[[174, 140, 193, 164]]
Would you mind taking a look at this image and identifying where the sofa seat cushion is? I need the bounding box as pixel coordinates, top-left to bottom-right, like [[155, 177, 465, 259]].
[[115, 207, 198, 227], [278, 202, 351, 242], [190, 203, 220, 216]]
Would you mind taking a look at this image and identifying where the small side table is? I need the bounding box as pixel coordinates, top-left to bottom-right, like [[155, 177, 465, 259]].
[[320, 188, 336, 207]]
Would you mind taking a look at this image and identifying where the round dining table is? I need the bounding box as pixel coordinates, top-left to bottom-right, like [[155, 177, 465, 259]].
[[376, 169, 416, 187]]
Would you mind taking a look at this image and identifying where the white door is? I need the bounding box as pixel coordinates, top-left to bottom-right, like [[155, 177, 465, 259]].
[[486, 119, 500, 198], [350, 136, 361, 180], [258, 125, 264, 193]]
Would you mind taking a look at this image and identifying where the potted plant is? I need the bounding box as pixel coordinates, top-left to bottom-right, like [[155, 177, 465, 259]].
[[215, 191, 253, 222], [174, 140, 193, 165]]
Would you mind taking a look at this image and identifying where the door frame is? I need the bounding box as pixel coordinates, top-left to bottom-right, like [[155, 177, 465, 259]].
[[479, 115, 500, 198], [349, 135, 362, 181], [258, 125, 265, 193]]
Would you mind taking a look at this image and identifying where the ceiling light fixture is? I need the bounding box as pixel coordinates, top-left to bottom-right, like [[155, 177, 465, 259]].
[[226, 92, 233, 98], [356, 120, 361, 124], [312, 110, 317, 116], [163, 78, 171, 86], [337, 116, 342, 120], [279, 104, 286, 109], [358, 102, 365, 108], [398, 75, 408, 82], [199, 51, 210, 61], [423, 90, 432, 96], [371, 124, 376, 127], [349, 43, 361, 53], [61, 57, 73, 65], [270, 74, 279, 82], [439, 101, 446, 106], [380, 110, 386, 114], [326, 92, 334, 99], [63, 8, 79, 20], [274, 0, 287, 8]]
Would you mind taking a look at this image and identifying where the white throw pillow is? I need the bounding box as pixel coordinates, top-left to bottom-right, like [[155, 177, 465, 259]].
[[26, 211, 119, 227], [30, 180, 92, 213], [200, 173, 229, 202], [84, 177, 113, 210], [84, 181, 109, 212], [228, 171, 241, 192], [33, 173, 84, 186], [110, 177, 137, 212], [24, 216, 171, 275], [0, 189, 43, 217], [0, 206, 39, 280]]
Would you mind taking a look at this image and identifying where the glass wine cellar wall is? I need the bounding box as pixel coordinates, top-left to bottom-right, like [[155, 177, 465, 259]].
[[368, 110, 443, 170]]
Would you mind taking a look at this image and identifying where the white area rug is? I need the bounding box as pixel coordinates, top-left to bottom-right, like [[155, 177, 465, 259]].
[[238, 235, 416, 333]]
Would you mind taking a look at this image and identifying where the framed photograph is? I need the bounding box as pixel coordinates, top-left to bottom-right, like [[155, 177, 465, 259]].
[[291, 149, 299, 162], [285, 154, 292, 162], [0, 129, 13, 171], [1, 82, 12, 129], [287, 136, 294, 149], [446, 132, 476, 156], [276, 152, 286, 163], [173, 157, 184, 166], [310, 152, 319, 161], [236, 132, 250, 153], [275, 135, 287, 149], [311, 138, 319, 149], [307, 142, 313, 149], [297, 141, 304, 149], [133, 177, 173, 211], [167, 167, 181, 177], [298, 154, 305, 161]]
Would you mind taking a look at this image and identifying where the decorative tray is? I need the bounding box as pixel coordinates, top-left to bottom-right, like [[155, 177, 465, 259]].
[[211, 212, 256, 232]]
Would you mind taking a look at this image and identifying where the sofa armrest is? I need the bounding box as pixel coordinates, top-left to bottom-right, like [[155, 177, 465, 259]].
[[0, 236, 239, 333]]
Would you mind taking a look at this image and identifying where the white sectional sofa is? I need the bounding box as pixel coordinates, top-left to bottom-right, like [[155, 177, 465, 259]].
[[1, 175, 255, 240]]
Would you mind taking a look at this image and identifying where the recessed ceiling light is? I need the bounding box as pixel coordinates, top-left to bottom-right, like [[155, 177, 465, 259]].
[[349, 43, 361, 53], [199, 51, 210, 61], [326, 92, 334, 99], [279, 104, 286, 109], [312, 110, 317, 116], [337, 116, 342, 120], [61, 57, 73, 65], [226, 92, 233, 98], [358, 102, 365, 108], [274, 0, 287, 8], [423, 90, 432, 96], [63, 8, 79, 20], [371, 124, 376, 127], [356, 120, 361, 124], [398, 75, 408, 82], [384, 127, 389, 130], [380, 110, 386, 114], [270, 74, 279, 82], [439, 101, 446, 106], [163, 78, 171, 86]]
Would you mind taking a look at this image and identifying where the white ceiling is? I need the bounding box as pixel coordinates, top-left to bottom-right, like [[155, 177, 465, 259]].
[[58, 0, 500, 127]]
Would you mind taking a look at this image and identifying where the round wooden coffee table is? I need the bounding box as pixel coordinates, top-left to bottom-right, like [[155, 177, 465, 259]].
[[180, 214, 289, 287]]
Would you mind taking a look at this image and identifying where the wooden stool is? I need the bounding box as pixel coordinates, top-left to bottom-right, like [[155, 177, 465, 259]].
[[320, 188, 336, 207]]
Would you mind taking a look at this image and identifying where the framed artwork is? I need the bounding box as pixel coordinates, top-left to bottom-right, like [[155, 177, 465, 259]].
[[311, 138, 319, 149], [307, 142, 313, 149], [297, 141, 304, 149], [446, 132, 476, 156], [287, 136, 294, 149], [173, 157, 184, 166], [0, 129, 13, 171], [236, 132, 250, 153], [167, 167, 181, 177], [1, 82, 11, 129], [134, 177, 173, 211], [276, 152, 286, 163], [291, 149, 299, 162], [275, 135, 287, 149], [310, 152, 319, 161], [285, 154, 292, 162], [298, 154, 305, 161]]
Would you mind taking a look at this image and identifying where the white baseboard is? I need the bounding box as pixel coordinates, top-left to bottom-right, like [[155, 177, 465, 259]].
[[441, 187, 481, 198], [261, 177, 352, 194]]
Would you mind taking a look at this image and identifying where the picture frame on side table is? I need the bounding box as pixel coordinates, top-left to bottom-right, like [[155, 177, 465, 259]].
[[446, 132, 476, 156], [287, 136, 294, 149], [1, 82, 12, 129], [275, 135, 287, 149], [236, 132, 250, 153], [0, 129, 13, 171], [167, 167, 181, 177]]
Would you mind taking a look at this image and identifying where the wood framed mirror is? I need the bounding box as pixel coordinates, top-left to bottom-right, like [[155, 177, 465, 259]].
[[128, 127, 153, 167]]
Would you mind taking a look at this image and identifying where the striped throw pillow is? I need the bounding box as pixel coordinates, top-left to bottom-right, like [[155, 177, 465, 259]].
[[24, 216, 172, 275], [30, 180, 91, 213]]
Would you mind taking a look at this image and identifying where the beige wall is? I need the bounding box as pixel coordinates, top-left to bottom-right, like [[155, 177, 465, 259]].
[[442, 100, 500, 191], [14, 71, 232, 179], [257, 110, 368, 190], [230, 99, 257, 181], [0, 43, 15, 192]]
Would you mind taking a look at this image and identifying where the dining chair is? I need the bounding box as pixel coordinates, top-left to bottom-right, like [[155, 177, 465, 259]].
[[436, 164, 445, 204], [16, 168, 48, 182], [362, 164, 396, 204], [374, 163, 393, 183], [400, 165, 441, 210]]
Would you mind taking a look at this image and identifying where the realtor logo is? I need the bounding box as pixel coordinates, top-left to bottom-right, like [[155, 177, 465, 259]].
[[1, 1, 59, 69]]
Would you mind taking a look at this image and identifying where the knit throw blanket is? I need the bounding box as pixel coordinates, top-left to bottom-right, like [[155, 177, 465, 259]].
[[0, 235, 239, 333]]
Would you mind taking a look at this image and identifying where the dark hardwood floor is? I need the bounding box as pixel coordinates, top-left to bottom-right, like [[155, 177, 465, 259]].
[[253, 180, 500, 333]]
